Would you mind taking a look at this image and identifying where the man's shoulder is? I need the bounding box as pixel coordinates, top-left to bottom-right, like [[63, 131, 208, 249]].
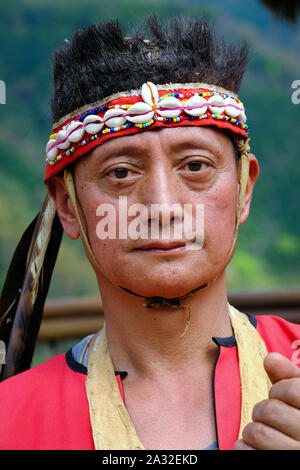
[[0, 335, 91, 394], [1, 353, 66, 387], [256, 313, 300, 337], [0, 347, 89, 412], [0, 351, 92, 449], [255, 314, 300, 358]]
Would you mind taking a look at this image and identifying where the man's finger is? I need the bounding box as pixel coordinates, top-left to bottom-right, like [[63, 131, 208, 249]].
[[269, 378, 300, 409], [264, 352, 300, 385], [242, 421, 300, 450], [233, 439, 255, 450], [252, 398, 300, 440]]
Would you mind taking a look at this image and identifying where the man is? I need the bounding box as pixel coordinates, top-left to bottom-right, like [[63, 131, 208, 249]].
[[0, 16, 300, 451]]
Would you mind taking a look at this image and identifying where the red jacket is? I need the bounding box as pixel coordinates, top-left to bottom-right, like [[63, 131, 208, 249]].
[[0, 314, 299, 450]]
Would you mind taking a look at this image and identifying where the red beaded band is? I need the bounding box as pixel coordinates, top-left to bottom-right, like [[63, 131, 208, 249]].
[[44, 82, 248, 183]]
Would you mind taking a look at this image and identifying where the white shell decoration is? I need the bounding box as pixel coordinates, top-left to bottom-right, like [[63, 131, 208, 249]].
[[157, 97, 182, 118], [46, 139, 58, 161], [224, 97, 240, 118], [126, 102, 154, 123], [238, 110, 247, 124], [56, 129, 70, 150], [208, 95, 225, 114], [45, 82, 249, 168], [141, 81, 159, 106], [67, 121, 85, 143], [83, 115, 104, 134], [104, 108, 127, 128], [184, 95, 208, 116]]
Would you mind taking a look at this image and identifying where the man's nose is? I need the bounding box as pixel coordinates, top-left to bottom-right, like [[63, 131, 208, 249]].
[[138, 164, 184, 227]]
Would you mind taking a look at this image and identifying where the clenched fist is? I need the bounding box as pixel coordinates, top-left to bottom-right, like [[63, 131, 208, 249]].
[[234, 352, 300, 450]]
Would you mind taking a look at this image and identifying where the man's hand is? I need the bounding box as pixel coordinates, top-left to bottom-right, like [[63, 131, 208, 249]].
[[233, 351, 300, 450]]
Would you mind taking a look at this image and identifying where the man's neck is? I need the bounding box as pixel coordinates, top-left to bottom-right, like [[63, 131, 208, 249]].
[[97, 271, 232, 380]]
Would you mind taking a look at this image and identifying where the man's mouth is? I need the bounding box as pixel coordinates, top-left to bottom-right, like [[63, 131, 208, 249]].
[[134, 240, 187, 253]]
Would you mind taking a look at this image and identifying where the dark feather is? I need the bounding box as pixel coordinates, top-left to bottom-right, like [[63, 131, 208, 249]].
[[0, 215, 38, 349], [0, 195, 63, 381], [260, 0, 300, 21]]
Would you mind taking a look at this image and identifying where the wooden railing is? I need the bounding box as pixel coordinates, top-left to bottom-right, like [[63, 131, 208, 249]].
[[38, 288, 300, 340]]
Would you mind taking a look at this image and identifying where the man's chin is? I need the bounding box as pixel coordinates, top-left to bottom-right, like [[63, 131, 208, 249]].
[[118, 278, 209, 302]]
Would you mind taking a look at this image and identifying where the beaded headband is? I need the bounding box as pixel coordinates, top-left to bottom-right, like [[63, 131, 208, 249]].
[[44, 81, 249, 182]]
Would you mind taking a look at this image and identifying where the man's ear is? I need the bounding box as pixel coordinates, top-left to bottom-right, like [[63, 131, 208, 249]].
[[239, 153, 260, 225], [46, 174, 81, 240]]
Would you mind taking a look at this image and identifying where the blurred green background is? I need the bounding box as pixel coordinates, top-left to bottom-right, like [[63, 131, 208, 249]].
[[0, 0, 299, 303]]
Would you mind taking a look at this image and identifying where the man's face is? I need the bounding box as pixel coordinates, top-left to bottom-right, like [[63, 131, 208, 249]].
[[67, 126, 254, 299]]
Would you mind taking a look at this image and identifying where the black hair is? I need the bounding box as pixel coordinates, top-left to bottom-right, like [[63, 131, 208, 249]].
[[50, 16, 248, 124]]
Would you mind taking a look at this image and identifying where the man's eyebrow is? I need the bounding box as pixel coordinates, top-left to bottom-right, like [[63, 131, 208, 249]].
[[90, 132, 224, 164], [93, 143, 148, 162], [168, 137, 222, 155]]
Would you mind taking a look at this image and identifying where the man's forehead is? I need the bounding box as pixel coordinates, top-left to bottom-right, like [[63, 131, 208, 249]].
[[89, 126, 231, 161]]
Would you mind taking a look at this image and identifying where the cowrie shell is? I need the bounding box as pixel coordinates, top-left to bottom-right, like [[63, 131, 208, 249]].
[[55, 129, 70, 150], [67, 121, 85, 142], [46, 139, 58, 161], [208, 95, 225, 114], [126, 102, 154, 123], [83, 115, 104, 134], [104, 108, 127, 128], [224, 97, 241, 118], [238, 110, 247, 124], [141, 82, 159, 106], [184, 95, 208, 116], [236, 102, 246, 123], [157, 97, 182, 118]]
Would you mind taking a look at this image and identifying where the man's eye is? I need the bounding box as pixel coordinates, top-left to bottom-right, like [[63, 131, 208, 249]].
[[186, 161, 205, 171], [112, 168, 130, 179]]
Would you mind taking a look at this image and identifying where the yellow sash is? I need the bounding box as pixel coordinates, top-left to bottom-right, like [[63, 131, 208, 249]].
[[85, 305, 271, 449]]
